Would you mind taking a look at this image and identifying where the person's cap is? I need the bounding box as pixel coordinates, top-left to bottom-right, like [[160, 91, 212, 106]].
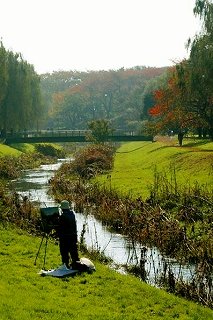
[[60, 200, 70, 210]]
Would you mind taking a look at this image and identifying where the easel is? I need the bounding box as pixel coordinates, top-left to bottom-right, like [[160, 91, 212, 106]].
[[34, 206, 59, 269], [34, 232, 49, 269]]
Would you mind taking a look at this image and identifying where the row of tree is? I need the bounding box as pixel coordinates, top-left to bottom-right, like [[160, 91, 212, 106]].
[[147, 0, 213, 140], [0, 42, 43, 135]]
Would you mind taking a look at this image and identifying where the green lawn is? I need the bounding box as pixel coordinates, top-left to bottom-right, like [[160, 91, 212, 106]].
[[95, 139, 213, 199], [9, 143, 36, 153], [0, 142, 64, 156], [0, 223, 212, 320], [0, 143, 23, 156]]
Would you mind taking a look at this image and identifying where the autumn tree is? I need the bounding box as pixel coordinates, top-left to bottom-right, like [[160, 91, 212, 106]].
[[141, 72, 168, 119], [148, 66, 198, 144]]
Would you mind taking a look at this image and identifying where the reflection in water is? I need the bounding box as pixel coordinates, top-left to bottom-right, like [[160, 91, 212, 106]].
[[12, 162, 62, 206], [12, 160, 195, 285]]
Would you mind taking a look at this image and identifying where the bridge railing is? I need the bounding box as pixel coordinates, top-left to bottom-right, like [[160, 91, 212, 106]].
[[3, 129, 147, 138], [3, 129, 153, 144], [35, 129, 91, 137], [3, 129, 92, 138]]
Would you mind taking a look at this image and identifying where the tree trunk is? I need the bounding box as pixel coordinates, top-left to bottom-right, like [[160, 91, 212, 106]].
[[209, 127, 213, 141], [178, 131, 184, 146]]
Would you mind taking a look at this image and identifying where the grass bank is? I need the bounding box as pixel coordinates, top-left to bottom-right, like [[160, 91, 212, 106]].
[[0, 223, 212, 320], [0, 142, 66, 180], [0, 143, 24, 156], [95, 138, 213, 199], [0, 142, 66, 156]]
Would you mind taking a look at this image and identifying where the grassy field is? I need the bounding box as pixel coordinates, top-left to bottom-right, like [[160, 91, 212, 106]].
[[0, 223, 213, 320], [95, 138, 213, 199]]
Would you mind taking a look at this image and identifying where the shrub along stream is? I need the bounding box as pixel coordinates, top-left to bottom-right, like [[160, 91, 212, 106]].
[[49, 144, 213, 308]]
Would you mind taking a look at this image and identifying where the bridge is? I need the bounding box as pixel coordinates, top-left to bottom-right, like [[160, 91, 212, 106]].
[[4, 130, 153, 144]]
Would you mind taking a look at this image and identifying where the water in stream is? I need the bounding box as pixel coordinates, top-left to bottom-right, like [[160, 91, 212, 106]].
[[12, 160, 195, 286]]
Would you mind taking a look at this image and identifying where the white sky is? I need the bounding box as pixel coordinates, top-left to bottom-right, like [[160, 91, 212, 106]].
[[0, 0, 201, 74]]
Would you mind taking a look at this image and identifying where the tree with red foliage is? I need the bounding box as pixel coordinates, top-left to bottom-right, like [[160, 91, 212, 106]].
[[148, 60, 210, 145], [148, 67, 195, 145]]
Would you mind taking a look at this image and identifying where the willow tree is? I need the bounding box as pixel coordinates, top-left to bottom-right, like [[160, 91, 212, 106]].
[[0, 43, 43, 135], [187, 0, 213, 138], [0, 50, 17, 133], [0, 42, 8, 134]]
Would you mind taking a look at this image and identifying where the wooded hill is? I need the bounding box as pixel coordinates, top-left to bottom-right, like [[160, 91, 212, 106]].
[[40, 67, 168, 132]]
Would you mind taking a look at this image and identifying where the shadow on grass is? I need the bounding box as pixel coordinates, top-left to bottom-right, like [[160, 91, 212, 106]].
[[184, 139, 213, 150], [149, 139, 213, 153], [148, 145, 179, 153]]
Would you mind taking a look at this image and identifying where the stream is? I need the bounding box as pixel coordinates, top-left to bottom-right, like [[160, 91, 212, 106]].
[[12, 159, 196, 286]]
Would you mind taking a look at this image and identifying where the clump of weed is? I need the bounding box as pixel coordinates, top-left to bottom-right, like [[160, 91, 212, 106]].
[[61, 144, 115, 179], [0, 190, 40, 233], [0, 153, 48, 179]]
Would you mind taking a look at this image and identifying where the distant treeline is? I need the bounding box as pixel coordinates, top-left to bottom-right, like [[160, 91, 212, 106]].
[[40, 66, 167, 132]]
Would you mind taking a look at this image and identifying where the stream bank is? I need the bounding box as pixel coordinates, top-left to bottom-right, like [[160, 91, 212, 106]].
[[10, 158, 213, 308]]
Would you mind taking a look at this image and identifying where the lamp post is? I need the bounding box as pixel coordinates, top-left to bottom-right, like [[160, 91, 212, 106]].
[[93, 106, 96, 120], [105, 93, 110, 119]]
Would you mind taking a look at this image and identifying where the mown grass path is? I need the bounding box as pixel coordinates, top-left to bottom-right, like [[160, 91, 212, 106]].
[[0, 224, 213, 320]]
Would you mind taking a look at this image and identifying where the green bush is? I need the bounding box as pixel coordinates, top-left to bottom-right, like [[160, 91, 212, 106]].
[[34, 144, 65, 158]]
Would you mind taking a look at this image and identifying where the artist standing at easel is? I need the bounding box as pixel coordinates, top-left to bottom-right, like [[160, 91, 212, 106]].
[[57, 200, 80, 269]]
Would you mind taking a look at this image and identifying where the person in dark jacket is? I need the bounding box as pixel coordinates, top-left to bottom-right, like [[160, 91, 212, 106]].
[[58, 200, 80, 269]]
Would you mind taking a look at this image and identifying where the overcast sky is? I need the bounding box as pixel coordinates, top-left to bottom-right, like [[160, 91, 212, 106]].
[[0, 0, 201, 74]]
